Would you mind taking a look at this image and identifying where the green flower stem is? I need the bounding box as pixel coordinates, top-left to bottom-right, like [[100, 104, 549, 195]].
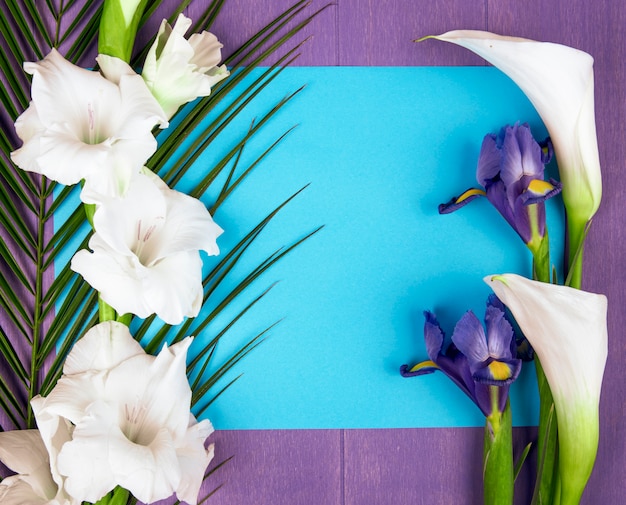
[[98, 0, 150, 62], [557, 402, 599, 505], [88, 486, 130, 505], [533, 358, 559, 505], [98, 295, 117, 323], [98, 296, 131, 327], [529, 231, 551, 284], [116, 312, 132, 326], [483, 390, 513, 505], [565, 214, 588, 290], [529, 235, 559, 505]]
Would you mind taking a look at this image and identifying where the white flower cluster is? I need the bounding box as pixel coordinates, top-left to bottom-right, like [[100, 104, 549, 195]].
[[0, 322, 214, 505], [2, 13, 230, 505], [11, 14, 228, 325]]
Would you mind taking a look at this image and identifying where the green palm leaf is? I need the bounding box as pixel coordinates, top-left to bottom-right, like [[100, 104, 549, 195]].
[[0, 0, 324, 466]]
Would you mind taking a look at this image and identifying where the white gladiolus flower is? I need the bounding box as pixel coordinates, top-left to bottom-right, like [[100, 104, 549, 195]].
[[71, 170, 223, 324], [429, 31, 602, 228], [485, 273, 608, 504], [142, 14, 229, 118], [0, 430, 78, 505], [30, 322, 214, 505], [10, 49, 168, 202]]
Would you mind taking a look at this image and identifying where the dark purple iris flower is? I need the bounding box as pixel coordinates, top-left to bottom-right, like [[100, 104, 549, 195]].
[[401, 295, 521, 417], [439, 123, 561, 247]]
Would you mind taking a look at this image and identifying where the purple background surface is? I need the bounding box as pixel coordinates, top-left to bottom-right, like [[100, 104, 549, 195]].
[[200, 1, 626, 503], [1, 0, 624, 503]]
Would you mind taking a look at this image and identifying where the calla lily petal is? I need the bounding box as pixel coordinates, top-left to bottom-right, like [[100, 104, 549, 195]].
[[430, 30, 601, 226], [485, 273, 608, 504]]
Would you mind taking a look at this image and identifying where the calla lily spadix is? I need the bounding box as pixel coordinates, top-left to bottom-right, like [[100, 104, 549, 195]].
[[142, 13, 229, 119], [427, 31, 601, 285], [485, 273, 608, 505], [10, 49, 168, 203], [71, 170, 223, 325], [30, 321, 214, 505]]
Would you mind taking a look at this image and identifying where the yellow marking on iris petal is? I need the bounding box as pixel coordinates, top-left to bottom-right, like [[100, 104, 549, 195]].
[[456, 188, 486, 203], [527, 179, 555, 195], [410, 360, 438, 373], [488, 361, 511, 381]]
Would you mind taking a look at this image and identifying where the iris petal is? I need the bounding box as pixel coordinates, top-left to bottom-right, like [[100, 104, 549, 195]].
[[451, 311, 489, 365], [473, 358, 521, 385], [438, 188, 486, 214]]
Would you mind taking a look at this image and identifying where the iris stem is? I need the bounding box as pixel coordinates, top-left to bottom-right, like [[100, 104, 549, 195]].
[[483, 394, 513, 505], [529, 231, 550, 284], [529, 236, 559, 505]]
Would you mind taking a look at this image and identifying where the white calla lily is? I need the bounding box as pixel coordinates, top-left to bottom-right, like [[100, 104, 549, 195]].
[[485, 273, 608, 504], [30, 322, 214, 505], [70, 170, 223, 324], [10, 49, 168, 202], [430, 30, 601, 222], [429, 31, 601, 282], [0, 429, 78, 505], [142, 13, 229, 118]]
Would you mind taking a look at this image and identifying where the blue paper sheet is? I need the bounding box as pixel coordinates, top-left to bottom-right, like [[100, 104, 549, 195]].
[[56, 67, 564, 429]]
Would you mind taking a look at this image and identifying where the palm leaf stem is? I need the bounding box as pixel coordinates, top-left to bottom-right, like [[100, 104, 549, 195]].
[[25, 176, 51, 428]]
